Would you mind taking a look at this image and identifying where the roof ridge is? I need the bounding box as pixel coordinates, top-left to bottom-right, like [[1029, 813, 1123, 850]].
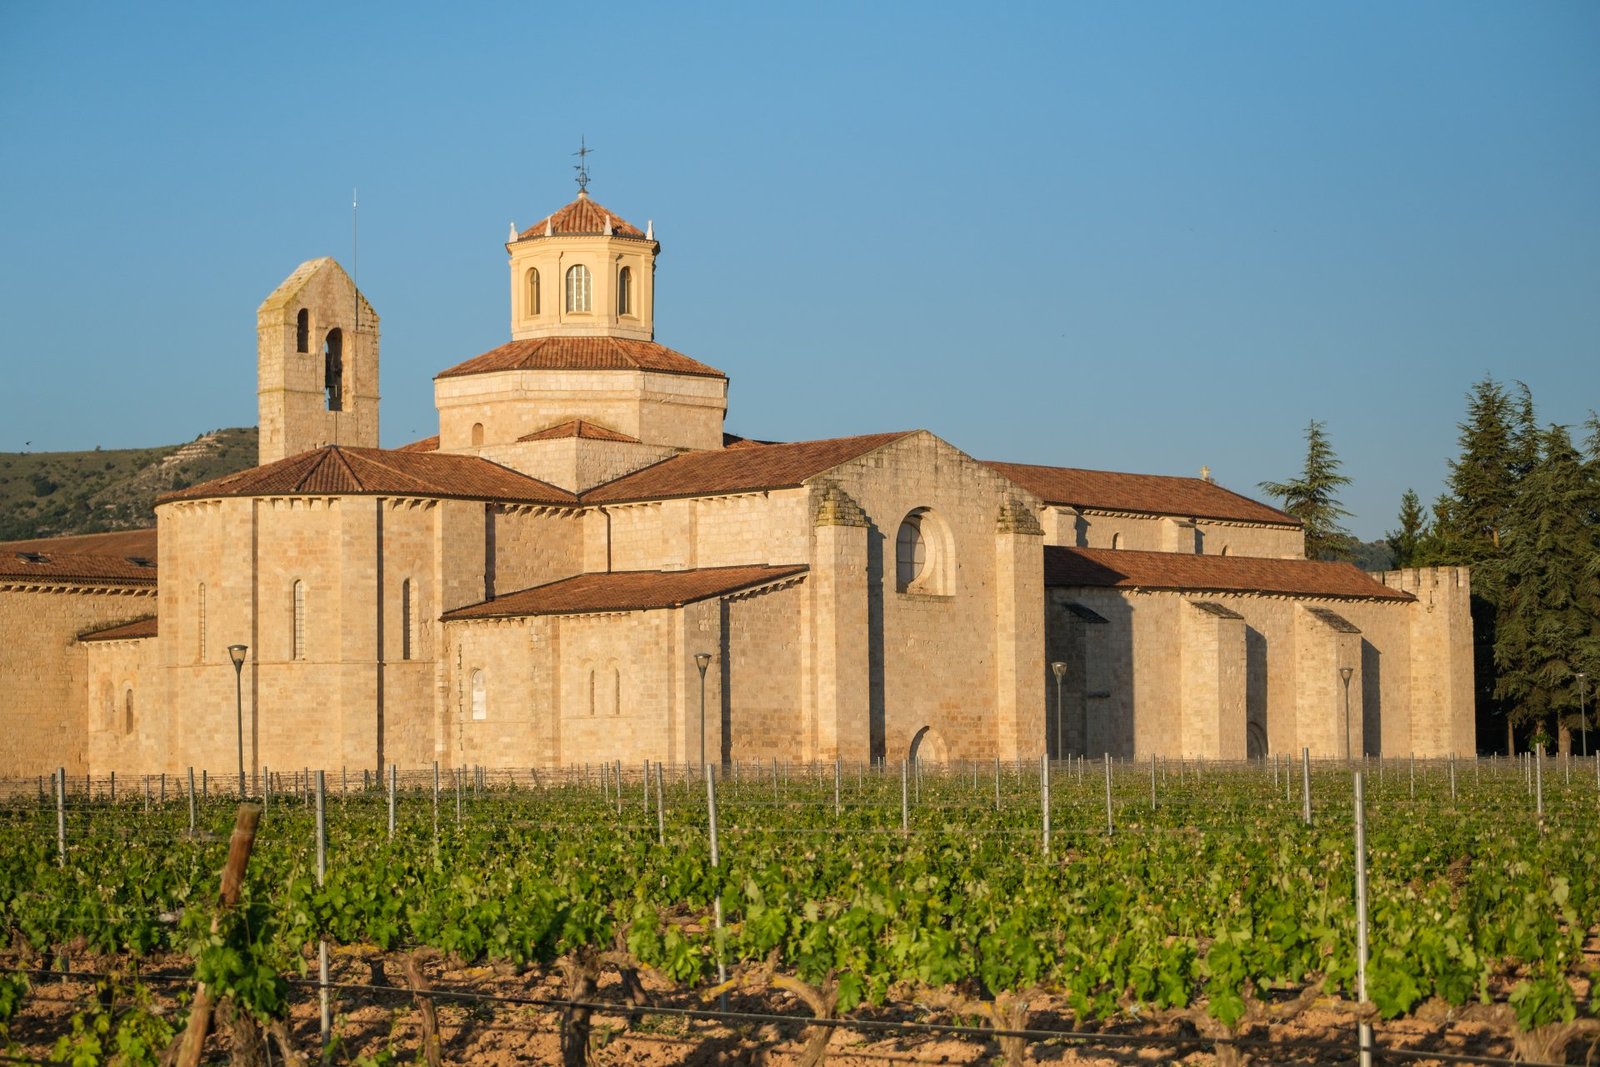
[[321, 446, 364, 491]]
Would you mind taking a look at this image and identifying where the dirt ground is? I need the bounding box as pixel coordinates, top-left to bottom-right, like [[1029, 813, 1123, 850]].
[[2, 949, 1571, 1065]]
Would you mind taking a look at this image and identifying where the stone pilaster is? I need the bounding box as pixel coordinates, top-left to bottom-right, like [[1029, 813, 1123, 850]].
[[994, 498, 1045, 760], [811, 483, 870, 762]]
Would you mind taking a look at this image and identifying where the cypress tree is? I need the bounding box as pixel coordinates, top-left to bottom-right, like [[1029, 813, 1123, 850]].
[[1259, 420, 1354, 562], [1493, 424, 1600, 753], [1386, 489, 1427, 569]]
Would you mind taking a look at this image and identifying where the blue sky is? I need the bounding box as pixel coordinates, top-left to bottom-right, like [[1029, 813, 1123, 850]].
[[1, 2, 1595, 539]]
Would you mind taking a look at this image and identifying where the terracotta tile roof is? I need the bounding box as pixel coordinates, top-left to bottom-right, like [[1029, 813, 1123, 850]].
[[1043, 546, 1412, 602], [80, 615, 158, 642], [0, 528, 157, 558], [157, 446, 577, 506], [520, 419, 639, 444], [443, 564, 808, 620], [436, 336, 724, 380], [0, 549, 158, 587], [584, 431, 915, 504], [722, 432, 779, 449], [515, 194, 646, 241], [395, 435, 439, 453], [985, 462, 1297, 526]]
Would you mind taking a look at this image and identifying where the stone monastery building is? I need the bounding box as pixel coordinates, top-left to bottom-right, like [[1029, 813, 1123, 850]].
[[0, 188, 1476, 780]]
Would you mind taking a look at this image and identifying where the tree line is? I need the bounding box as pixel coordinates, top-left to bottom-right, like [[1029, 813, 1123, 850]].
[[1262, 378, 1600, 755]]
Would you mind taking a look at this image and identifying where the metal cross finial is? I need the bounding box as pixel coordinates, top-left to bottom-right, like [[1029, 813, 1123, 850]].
[[573, 137, 593, 194]]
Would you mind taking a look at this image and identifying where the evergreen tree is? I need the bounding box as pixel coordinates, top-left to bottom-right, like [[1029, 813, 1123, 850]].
[[1386, 489, 1427, 568], [1259, 420, 1354, 561], [1493, 424, 1600, 753]]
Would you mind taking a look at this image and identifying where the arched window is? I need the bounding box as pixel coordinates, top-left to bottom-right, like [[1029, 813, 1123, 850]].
[[196, 582, 207, 662], [613, 667, 621, 716], [588, 670, 597, 716], [401, 578, 413, 661], [1110, 532, 1123, 550], [123, 687, 134, 735], [292, 580, 306, 660], [323, 329, 344, 411], [470, 422, 485, 448], [295, 309, 309, 352], [896, 517, 926, 588], [525, 268, 540, 317], [617, 266, 632, 316], [470, 669, 486, 720], [1219, 544, 1230, 557], [895, 507, 953, 595], [565, 264, 592, 312]]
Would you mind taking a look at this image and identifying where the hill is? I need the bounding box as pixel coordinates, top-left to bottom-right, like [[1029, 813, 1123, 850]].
[[0, 427, 258, 541]]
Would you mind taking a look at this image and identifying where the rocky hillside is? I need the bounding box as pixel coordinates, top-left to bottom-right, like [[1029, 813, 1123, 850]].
[[0, 427, 258, 541]]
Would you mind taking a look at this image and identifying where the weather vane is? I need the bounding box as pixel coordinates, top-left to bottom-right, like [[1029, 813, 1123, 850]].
[[573, 137, 593, 194]]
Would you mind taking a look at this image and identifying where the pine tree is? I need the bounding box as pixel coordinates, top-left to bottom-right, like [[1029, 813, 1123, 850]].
[[1259, 420, 1354, 561], [1386, 489, 1427, 568], [1493, 424, 1600, 753]]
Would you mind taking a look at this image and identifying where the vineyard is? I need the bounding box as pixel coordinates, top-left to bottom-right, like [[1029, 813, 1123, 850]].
[[1, 755, 1598, 1065]]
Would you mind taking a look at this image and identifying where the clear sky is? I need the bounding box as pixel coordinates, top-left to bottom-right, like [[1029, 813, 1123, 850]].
[[2, 2, 1595, 539]]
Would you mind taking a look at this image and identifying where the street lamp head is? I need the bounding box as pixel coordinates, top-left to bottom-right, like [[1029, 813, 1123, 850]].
[[1338, 666, 1354, 685], [1051, 661, 1067, 682], [694, 652, 712, 677], [228, 644, 248, 671]]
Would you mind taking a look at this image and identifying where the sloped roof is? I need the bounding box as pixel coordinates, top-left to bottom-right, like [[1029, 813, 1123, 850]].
[[0, 549, 157, 587], [395, 435, 440, 453], [257, 257, 375, 319], [1043, 546, 1412, 602], [80, 615, 158, 641], [436, 336, 724, 380], [520, 419, 639, 444], [986, 462, 1297, 527], [0, 528, 157, 558], [584, 431, 915, 504], [157, 446, 577, 506], [515, 194, 646, 241], [443, 564, 807, 620]]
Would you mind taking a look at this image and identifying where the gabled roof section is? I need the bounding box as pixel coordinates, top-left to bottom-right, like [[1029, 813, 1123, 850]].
[[0, 528, 157, 559], [0, 549, 157, 587], [520, 419, 639, 444], [515, 194, 647, 241], [583, 431, 916, 504], [1044, 546, 1412, 602], [257, 257, 375, 319], [395, 435, 439, 453], [443, 564, 807, 620], [986, 462, 1297, 527], [80, 615, 158, 642], [156, 446, 577, 506], [436, 336, 724, 380]]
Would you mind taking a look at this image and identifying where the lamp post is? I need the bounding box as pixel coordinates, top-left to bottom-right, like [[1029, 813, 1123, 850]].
[[695, 652, 712, 774], [1050, 661, 1067, 760], [1579, 672, 1589, 758], [227, 644, 248, 796], [1338, 666, 1354, 762]]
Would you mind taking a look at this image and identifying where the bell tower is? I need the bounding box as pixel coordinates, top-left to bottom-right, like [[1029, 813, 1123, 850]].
[[256, 258, 380, 465], [506, 191, 658, 342]]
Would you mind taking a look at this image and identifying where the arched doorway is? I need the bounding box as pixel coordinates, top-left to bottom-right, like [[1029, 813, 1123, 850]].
[[908, 725, 949, 766], [1246, 721, 1268, 758]]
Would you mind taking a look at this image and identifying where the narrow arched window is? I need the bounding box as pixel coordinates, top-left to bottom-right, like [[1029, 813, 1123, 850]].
[[1110, 532, 1123, 550], [197, 582, 207, 662], [292, 580, 306, 660], [324, 329, 344, 411], [565, 264, 592, 312], [401, 578, 413, 661], [123, 687, 134, 735], [470, 669, 486, 720], [588, 670, 597, 716], [613, 667, 622, 716], [896, 516, 926, 588], [470, 422, 484, 447], [617, 266, 632, 316], [525, 268, 540, 317], [295, 309, 309, 352]]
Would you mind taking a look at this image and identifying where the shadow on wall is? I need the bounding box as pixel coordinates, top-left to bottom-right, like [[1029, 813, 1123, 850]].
[[867, 523, 886, 763], [1362, 638, 1382, 756]]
